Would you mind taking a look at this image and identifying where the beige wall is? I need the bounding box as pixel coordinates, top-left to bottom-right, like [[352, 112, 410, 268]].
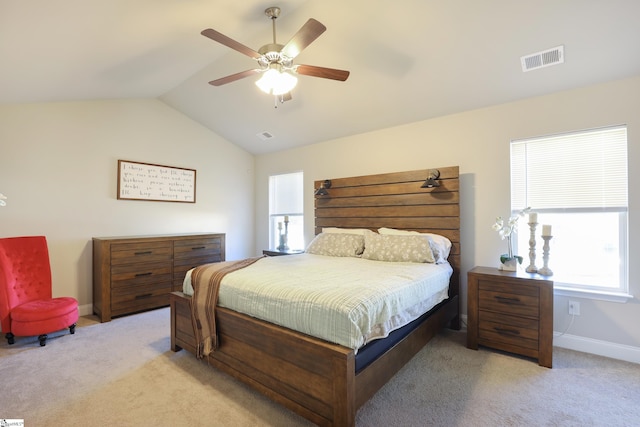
[[255, 75, 640, 360], [0, 98, 255, 314]]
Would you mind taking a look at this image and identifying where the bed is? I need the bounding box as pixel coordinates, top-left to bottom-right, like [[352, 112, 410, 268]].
[[170, 166, 461, 426]]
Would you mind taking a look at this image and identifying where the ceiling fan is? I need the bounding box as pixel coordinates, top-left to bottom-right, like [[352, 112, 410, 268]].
[[201, 6, 350, 102]]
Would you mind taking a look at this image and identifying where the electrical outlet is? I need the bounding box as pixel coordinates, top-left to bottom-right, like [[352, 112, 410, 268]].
[[568, 301, 580, 316]]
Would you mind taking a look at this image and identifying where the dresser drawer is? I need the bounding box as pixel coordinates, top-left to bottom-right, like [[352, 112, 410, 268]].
[[111, 241, 172, 265], [174, 238, 222, 259], [173, 255, 223, 283], [111, 261, 172, 287], [111, 282, 172, 317]]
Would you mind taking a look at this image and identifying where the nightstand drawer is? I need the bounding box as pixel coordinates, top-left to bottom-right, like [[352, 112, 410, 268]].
[[479, 290, 539, 318], [479, 310, 539, 343]]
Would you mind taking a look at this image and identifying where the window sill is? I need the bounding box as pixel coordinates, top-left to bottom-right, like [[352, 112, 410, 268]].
[[554, 286, 634, 303]]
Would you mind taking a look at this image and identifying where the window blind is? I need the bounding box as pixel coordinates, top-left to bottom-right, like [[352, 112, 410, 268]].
[[511, 126, 628, 211], [269, 172, 303, 215]]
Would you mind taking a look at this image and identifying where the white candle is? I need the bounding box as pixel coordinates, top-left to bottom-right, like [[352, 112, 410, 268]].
[[542, 224, 552, 236], [278, 222, 282, 230], [529, 212, 538, 223], [284, 215, 289, 222]]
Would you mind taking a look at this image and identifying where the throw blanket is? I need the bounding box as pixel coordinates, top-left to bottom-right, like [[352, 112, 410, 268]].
[[190, 257, 264, 359]]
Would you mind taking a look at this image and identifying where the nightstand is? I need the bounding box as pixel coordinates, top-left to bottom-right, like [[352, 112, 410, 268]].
[[467, 266, 553, 368], [262, 249, 304, 256]]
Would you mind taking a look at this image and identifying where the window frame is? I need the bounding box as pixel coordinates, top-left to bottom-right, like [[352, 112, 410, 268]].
[[268, 172, 304, 251], [510, 125, 632, 302]]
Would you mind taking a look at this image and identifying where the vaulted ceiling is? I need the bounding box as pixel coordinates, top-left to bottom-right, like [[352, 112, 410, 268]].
[[2, 0, 640, 154]]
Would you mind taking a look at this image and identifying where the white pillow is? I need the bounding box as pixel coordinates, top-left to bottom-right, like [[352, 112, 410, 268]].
[[305, 233, 365, 257], [362, 230, 435, 263], [377, 227, 452, 264], [322, 227, 370, 235]]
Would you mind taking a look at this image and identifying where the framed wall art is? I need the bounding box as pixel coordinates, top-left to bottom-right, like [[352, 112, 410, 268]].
[[117, 160, 196, 203]]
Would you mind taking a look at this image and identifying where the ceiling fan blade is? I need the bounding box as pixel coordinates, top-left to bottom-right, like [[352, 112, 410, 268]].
[[295, 64, 350, 81], [280, 19, 326, 59], [201, 28, 262, 59], [209, 69, 262, 86]]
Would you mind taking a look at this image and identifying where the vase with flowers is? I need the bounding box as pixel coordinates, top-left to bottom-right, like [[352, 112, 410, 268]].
[[492, 207, 530, 271]]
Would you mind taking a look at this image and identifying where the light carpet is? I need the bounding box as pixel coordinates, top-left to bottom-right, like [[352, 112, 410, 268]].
[[1, 307, 638, 426]]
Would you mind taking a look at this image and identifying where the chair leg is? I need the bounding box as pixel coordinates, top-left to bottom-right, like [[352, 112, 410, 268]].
[[6, 332, 15, 345], [70, 323, 77, 334], [39, 334, 48, 346]]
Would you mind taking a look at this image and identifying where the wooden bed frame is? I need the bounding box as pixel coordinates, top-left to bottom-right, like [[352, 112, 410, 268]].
[[170, 166, 461, 426]]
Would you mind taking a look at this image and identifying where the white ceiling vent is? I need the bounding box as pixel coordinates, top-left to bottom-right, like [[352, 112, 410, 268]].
[[256, 131, 274, 141], [521, 45, 564, 72]]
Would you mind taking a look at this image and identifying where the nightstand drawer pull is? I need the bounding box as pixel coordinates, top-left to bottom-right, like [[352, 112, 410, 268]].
[[135, 272, 153, 277], [191, 246, 206, 250], [494, 295, 522, 304], [134, 251, 153, 256], [135, 293, 153, 300], [494, 327, 521, 336]]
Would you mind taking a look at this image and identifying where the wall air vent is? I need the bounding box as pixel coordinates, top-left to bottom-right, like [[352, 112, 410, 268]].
[[256, 131, 274, 141], [521, 45, 564, 72]]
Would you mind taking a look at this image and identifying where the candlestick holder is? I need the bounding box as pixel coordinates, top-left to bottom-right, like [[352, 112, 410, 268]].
[[525, 222, 538, 273], [277, 217, 289, 251], [538, 235, 553, 276]]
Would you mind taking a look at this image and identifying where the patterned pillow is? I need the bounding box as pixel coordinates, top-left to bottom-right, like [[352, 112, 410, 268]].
[[362, 230, 436, 263], [305, 233, 365, 257], [377, 227, 451, 263]]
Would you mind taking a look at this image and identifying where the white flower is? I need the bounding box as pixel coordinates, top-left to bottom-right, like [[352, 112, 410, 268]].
[[0, 193, 6, 207], [492, 207, 530, 261], [492, 207, 530, 239]]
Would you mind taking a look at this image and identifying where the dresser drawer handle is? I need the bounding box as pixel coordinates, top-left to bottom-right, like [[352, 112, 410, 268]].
[[134, 251, 153, 256], [494, 327, 520, 336], [494, 295, 522, 305], [191, 246, 206, 250], [135, 293, 153, 300], [135, 272, 152, 277]]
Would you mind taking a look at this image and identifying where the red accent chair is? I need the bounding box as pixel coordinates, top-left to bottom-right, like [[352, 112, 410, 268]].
[[0, 236, 79, 346]]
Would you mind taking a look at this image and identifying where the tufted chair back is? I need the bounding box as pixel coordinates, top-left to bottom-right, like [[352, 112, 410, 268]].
[[0, 236, 53, 333]]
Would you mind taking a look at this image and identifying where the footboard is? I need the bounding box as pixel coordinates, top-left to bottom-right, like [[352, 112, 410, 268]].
[[170, 290, 459, 427], [170, 291, 357, 426]]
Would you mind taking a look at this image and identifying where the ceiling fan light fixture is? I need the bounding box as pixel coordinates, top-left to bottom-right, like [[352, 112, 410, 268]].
[[255, 67, 298, 95]]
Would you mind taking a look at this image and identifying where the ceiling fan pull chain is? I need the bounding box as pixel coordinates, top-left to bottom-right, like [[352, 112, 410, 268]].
[[272, 14, 277, 43]]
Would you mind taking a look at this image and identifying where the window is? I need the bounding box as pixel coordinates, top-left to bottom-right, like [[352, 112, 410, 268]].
[[269, 172, 304, 251], [511, 125, 628, 297]]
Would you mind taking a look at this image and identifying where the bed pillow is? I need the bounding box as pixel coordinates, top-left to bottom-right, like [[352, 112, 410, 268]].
[[377, 227, 452, 264], [362, 230, 436, 263], [305, 233, 365, 257], [322, 227, 370, 235]]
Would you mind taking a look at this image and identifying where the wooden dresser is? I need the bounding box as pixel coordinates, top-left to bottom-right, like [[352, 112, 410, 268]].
[[467, 266, 553, 368], [93, 233, 225, 322]]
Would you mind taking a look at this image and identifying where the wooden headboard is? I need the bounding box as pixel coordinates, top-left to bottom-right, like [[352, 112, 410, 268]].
[[314, 166, 461, 297]]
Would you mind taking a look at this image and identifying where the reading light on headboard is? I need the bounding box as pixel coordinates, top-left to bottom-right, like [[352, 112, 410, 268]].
[[421, 170, 441, 188], [314, 180, 332, 196]]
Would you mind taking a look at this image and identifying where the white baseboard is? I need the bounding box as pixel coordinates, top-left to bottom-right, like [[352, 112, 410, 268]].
[[462, 314, 639, 364], [553, 333, 640, 364]]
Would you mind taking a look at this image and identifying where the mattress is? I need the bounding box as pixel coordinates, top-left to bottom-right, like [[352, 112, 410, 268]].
[[183, 253, 452, 351]]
